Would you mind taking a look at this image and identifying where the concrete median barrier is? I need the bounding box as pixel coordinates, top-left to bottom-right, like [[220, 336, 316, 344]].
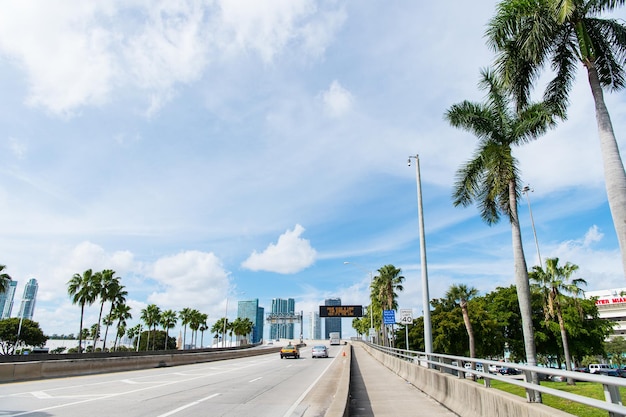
[[0, 346, 282, 383]]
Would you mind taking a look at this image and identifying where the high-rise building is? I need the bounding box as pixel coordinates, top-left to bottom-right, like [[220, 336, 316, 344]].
[[309, 311, 321, 340], [0, 280, 17, 319], [324, 297, 342, 339], [270, 298, 295, 340], [237, 299, 265, 344], [17, 278, 38, 320]]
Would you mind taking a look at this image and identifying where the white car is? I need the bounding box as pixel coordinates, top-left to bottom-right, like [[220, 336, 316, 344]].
[[465, 363, 484, 372], [311, 345, 329, 358]]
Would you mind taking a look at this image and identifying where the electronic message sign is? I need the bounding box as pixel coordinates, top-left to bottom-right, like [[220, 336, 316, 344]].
[[319, 305, 363, 317]]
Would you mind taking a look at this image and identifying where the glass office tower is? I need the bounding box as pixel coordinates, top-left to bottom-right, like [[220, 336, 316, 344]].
[[270, 298, 295, 340], [0, 280, 17, 319], [324, 297, 342, 339], [237, 299, 265, 344], [17, 278, 38, 320]]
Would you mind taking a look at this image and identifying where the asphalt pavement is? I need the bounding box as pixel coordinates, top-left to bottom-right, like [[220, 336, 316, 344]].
[[349, 344, 459, 417]]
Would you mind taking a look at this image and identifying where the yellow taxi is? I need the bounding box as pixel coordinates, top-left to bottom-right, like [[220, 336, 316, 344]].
[[280, 343, 300, 359]]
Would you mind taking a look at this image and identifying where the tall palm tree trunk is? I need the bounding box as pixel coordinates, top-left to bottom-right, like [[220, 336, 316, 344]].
[[78, 304, 85, 353], [510, 181, 541, 402], [586, 63, 626, 279], [94, 303, 105, 349], [557, 309, 575, 385], [102, 304, 114, 351], [461, 305, 475, 359]]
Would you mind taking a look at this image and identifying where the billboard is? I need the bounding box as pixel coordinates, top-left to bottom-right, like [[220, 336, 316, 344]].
[[319, 305, 363, 317]]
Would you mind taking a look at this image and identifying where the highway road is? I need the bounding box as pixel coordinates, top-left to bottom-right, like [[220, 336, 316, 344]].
[[0, 344, 344, 417]]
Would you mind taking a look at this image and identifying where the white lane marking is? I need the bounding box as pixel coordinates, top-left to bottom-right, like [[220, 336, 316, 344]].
[[155, 393, 221, 417], [281, 353, 342, 417], [3, 360, 266, 416], [31, 392, 52, 399], [249, 377, 262, 383]]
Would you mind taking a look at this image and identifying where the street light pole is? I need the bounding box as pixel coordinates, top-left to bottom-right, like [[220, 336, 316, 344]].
[[223, 298, 229, 348], [344, 261, 374, 343], [522, 185, 542, 269], [408, 155, 433, 358], [16, 298, 32, 354]]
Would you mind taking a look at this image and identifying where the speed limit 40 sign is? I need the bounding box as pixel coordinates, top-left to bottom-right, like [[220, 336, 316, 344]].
[[399, 309, 413, 324]]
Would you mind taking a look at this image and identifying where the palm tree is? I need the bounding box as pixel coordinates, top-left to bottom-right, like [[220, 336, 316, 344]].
[[487, 0, 626, 278], [231, 318, 244, 346], [445, 284, 479, 362], [240, 318, 254, 345], [446, 68, 557, 399], [140, 304, 161, 350], [179, 307, 193, 350], [90, 270, 106, 348], [112, 303, 132, 351], [529, 257, 587, 384], [127, 324, 142, 351], [0, 264, 12, 293], [160, 309, 178, 350], [189, 309, 202, 348], [371, 264, 405, 347], [211, 318, 228, 347], [67, 269, 98, 353], [198, 313, 208, 348], [101, 279, 127, 351]]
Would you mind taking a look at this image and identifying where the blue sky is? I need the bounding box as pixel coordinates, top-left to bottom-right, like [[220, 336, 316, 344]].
[[1, 1, 625, 340]]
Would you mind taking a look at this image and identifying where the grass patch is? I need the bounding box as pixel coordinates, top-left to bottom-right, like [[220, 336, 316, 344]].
[[490, 379, 626, 417]]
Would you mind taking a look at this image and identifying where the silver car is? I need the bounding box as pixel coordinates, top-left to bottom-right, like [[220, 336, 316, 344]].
[[311, 345, 329, 358]]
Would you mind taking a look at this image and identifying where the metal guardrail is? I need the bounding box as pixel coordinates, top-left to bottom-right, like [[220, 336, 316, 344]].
[[365, 342, 626, 417]]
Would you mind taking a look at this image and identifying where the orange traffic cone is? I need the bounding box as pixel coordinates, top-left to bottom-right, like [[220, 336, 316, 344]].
[[342, 351, 346, 357]]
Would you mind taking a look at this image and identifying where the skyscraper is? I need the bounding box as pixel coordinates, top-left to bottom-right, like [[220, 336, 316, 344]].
[[17, 278, 38, 320], [270, 298, 295, 340], [237, 299, 265, 344], [324, 297, 342, 339], [0, 280, 17, 319], [309, 311, 321, 340]]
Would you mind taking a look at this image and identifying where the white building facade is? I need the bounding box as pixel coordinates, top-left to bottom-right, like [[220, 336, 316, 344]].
[[586, 288, 626, 339]]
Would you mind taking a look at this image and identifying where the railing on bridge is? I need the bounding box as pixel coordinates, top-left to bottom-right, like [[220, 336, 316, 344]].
[[365, 341, 626, 417]]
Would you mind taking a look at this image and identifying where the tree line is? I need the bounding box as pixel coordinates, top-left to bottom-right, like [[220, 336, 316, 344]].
[[351, 258, 613, 387], [66, 268, 253, 353]]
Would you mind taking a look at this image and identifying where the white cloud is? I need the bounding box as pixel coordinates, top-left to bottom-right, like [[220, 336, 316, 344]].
[[321, 80, 353, 118], [0, 0, 345, 116], [546, 226, 623, 290], [148, 250, 230, 311], [217, 0, 316, 62], [0, 2, 116, 116], [242, 224, 317, 273]]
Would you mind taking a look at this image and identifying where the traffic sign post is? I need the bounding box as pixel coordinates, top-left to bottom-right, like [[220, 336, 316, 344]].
[[399, 309, 413, 350], [383, 310, 396, 325], [399, 309, 413, 324]]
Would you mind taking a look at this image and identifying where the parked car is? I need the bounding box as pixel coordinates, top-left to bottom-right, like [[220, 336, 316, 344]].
[[574, 367, 589, 373], [311, 345, 329, 358], [280, 344, 300, 359], [499, 367, 521, 375], [597, 369, 620, 377], [589, 363, 611, 374], [464, 363, 484, 372]]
